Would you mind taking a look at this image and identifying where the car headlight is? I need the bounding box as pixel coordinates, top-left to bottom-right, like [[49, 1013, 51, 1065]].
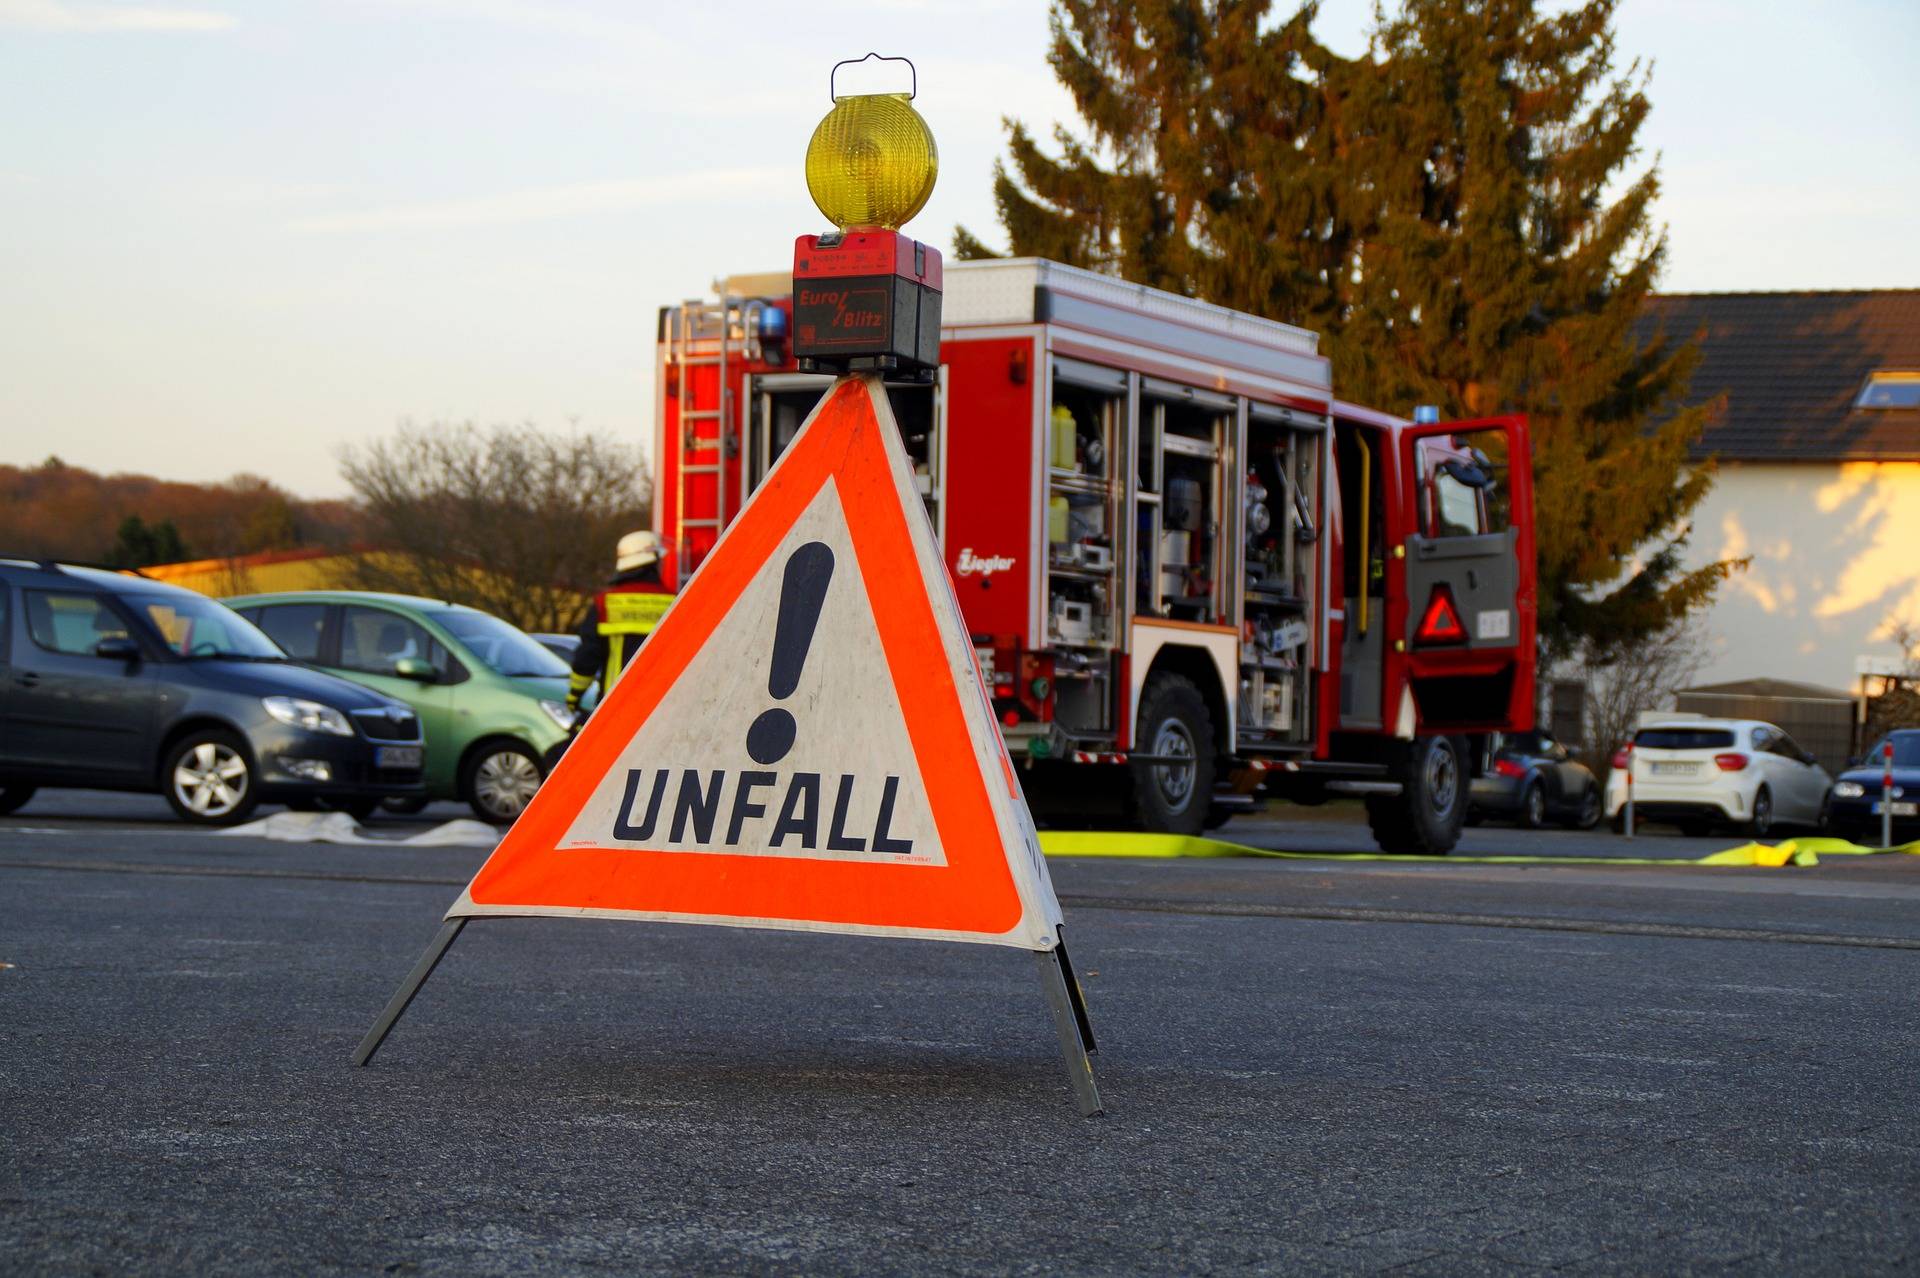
[[1832, 781, 1864, 799], [262, 696, 355, 737], [539, 699, 578, 732]]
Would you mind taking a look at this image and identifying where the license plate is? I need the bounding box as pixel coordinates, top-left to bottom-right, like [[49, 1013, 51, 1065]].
[[1872, 801, 1918, 817], [376, 746, 422, 769], [1650, 761, 1696, 775]]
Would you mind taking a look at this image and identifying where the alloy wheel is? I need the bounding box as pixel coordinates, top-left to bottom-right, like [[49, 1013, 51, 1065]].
[[172, 742, 249, 818]]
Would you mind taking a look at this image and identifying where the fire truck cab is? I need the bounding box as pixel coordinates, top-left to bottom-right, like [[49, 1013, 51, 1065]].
[[657, 259, 1535, 853]]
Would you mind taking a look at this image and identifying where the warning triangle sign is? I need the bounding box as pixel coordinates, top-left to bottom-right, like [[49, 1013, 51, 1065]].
[[448, 376, 1065, 950]]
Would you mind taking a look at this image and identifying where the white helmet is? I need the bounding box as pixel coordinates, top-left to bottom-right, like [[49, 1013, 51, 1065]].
[[615, 530, 661, 573]]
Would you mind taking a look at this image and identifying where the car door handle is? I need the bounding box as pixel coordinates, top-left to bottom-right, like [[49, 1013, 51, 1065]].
[[13, 672, 38, 688]]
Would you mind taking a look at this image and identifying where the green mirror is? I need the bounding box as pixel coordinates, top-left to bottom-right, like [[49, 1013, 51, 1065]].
[[393, 656, 438, 682]]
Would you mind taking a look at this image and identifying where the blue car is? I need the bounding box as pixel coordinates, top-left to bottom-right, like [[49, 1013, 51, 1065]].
[[1826, 730, 1920, 843]]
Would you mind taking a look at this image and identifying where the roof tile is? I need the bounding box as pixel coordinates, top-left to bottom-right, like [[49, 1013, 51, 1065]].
[[1637, 291, 1920, 460]]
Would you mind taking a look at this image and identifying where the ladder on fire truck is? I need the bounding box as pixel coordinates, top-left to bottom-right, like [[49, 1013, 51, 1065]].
[[662, 293, 769, 577]]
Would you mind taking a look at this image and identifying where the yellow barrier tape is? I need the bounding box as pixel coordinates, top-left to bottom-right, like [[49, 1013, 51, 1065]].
[[1037, 830, 1920, 869]]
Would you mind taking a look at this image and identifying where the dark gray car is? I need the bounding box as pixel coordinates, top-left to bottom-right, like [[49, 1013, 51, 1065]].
[[0, 560, 425, 825], [1468, 730, 1601, 829]]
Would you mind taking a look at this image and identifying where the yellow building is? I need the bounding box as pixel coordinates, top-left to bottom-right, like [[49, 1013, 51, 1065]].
[[1641, 290, 1920, 693], [144, 547, 359, 597]]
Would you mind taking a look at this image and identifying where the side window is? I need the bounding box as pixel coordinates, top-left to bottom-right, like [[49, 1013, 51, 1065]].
[[253, 603, 328, 662], [1415, 432, 1511, 538], [24, 591, 130, 657], [1750, 727, 1775, 752], [338, 606, 445, 678], [0, 586, 9, 664], [1771, 730, 1807, 761]]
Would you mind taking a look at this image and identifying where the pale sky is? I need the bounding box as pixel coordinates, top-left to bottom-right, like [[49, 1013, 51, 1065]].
[[3, 0, 1916, 497]]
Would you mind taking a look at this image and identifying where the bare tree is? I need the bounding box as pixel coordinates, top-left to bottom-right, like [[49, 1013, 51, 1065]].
[[1563, 622, 1708, 776], [337, 422, 651, 633], [1862, 615, 1920, 743]]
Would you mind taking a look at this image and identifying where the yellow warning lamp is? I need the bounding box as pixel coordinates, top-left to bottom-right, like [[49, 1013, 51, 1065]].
[[805, 54, 938, 231], [792, 54, 943, 380]]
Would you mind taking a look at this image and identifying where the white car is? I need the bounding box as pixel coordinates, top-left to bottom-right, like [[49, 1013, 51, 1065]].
[[1604, 717, 1831, 837]]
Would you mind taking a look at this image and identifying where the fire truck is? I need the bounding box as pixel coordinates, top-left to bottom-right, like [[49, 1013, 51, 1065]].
[[655, 259, 1536, 853]]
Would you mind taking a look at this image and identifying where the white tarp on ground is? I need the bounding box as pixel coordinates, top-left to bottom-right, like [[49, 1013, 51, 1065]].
[[216, 811, 502, 847]]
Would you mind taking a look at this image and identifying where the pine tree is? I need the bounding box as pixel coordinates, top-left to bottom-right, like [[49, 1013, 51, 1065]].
[[105, 515, 189, 568], [955, 0, 1348, 328], [962, 0, 1738, 657]]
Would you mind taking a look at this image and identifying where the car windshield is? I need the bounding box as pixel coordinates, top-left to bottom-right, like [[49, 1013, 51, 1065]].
[[132, 594, 285, 660], [437, 609, 569, 677], [1634, 727, 1735, 751], [1867, 735, 1920, 767]]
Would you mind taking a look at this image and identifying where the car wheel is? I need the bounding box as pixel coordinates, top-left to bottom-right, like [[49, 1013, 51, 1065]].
[[1128, 674, 1217, 836], [163, 730, 261, 827], [381, 795, 431, 816], [1519, 781, 1547, 830], [464, 742, 545, 825], [1566, 786, 1602, 831], [0, 784, 35, 816], [1747, 786, 1773, 838], [1815, 795, 1832, 836]]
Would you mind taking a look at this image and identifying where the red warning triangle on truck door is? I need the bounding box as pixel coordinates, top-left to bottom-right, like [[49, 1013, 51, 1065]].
[[448, 376, 1065, 950]]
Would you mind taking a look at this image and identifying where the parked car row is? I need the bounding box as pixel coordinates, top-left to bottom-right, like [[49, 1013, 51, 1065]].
[[0, 560, 587, 827], [1467, 717, 1919, 843]]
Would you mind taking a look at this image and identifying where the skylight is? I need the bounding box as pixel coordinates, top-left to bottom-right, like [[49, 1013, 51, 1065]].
[[1855, 372, 1920, 409]]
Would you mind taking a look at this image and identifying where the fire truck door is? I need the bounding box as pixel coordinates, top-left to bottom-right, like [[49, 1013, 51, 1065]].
[[1399, 416, 1533, 659]]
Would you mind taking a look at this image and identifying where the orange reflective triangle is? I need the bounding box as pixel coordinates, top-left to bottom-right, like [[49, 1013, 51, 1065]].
[[447, 376, 1063, 950], [1417, 586, 1465, 643]]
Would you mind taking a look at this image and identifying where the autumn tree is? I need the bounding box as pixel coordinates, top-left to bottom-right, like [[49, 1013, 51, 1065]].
[[0, 457, 359, 566], [962, 0, 1739, 656], [336, 422, 651, 633]]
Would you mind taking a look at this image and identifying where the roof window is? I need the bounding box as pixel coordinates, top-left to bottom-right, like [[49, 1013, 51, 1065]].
[[1855, 371, 1920, 409]]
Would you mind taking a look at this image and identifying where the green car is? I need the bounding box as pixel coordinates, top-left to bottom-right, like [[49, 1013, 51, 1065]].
[[223, 591, 579, 822]]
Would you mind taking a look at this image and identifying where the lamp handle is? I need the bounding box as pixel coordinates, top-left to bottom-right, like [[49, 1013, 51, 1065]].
[[830, 52, 916, 102]]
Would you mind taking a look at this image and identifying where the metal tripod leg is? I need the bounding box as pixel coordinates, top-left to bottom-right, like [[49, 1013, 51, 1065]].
[[1035, 939, 1103, 1117], [353, 918, 466, 1067]]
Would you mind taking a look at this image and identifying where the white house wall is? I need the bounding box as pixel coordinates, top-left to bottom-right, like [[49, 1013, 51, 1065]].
[[1679, 460, 1920, 689]]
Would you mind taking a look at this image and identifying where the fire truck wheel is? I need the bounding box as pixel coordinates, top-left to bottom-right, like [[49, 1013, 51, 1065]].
[[1130, 674, 1218, 836], [1365, 735, 1466, 855]]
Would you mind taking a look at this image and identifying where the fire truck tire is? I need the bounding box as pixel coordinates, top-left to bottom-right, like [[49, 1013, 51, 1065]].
[[1364, 735, 1466, 855], [1130, 674, 1218, 836]]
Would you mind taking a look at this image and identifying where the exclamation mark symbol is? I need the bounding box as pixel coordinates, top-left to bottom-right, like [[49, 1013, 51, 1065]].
[[746, 540, 835, 766]]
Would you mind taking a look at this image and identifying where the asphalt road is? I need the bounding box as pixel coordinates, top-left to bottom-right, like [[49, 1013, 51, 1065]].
[[2, 789, 1917, 1274]]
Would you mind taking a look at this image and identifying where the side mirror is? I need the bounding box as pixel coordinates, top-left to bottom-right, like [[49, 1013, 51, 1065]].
[[94, 637, 139, 662], [393, 657, 438, 682]]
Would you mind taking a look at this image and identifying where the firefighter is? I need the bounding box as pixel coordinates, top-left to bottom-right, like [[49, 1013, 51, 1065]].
[[565, 530, 675, 715]]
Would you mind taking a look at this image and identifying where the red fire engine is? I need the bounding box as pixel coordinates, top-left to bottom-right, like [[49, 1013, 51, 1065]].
[[656, 259, 1536, 853]]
